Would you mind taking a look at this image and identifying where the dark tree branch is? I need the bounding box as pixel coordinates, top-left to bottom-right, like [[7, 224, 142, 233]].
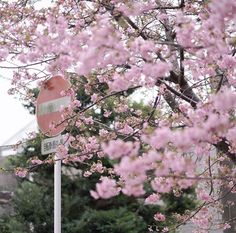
[[214, 139, 236, 163], [169, 71, 201, 105], [147, 94, 160, 122], [162, 81, 198, 108], [179, 47, 185, 78], [215, 74, 224, 93], [0, 57, 57, 69], [208, 156, 214, 196], [153, 0, 185, 10], [163, 91, 180, 113]]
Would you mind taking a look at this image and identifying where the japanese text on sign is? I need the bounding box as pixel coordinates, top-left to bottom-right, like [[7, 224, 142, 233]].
[[41, 135, 64, 155]]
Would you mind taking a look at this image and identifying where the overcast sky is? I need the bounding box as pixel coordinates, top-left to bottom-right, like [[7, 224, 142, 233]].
[[0, 1, 55, 146], [0, 72, 36, 146]]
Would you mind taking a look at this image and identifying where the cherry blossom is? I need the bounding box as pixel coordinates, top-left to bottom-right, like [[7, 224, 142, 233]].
[[154, 213, 166, 222], [90, 177, 121, 199], [1, 0, 236, 231]]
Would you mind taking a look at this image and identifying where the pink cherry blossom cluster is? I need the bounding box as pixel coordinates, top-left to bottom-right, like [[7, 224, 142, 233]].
[[3, 0, 236, 231], [90, 177, 121, 199]]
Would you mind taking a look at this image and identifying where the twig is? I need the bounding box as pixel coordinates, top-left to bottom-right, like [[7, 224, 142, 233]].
[[0, 57, 57, 69]]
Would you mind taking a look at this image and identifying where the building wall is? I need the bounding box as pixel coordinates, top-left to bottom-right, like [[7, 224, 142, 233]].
[[0, 156, 17, 216]]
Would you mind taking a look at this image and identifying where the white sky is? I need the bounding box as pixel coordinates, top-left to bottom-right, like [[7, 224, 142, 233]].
[[0, 72, 36, 146], [0, 1, 55, 147]]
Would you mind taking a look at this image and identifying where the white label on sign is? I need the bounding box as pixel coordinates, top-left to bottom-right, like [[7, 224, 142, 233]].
[[38, 96, 70, 116], [41, 134, 64, 155]]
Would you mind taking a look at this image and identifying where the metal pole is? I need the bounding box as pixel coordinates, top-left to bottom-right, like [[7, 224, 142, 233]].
[[54, 155, 61, 233]]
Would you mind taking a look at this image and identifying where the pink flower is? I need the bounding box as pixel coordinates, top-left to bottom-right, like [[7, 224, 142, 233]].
[[84, 171, 92, 177], [197, 189, 212, 202], [91, 177, 121, 199], [15, 168, 28, 178], [162, 227, 169, 232], [56, 145, 68, 159], [31, 158, 43, 165], [99, 129, 109, 137], [102, 139, 140, 159], [223, 223, 231, 230], [115, 156, 147, 196], [191, 207, 212, 229], [154, 213, 166, 222], [118, 124, 134, 135], [103, 110, 111, 118], [90, 190, 99, 199], [146, 127, 171, 149], [145, 193, 160, 204], [122, 184, 145, 197], [83, 116, 94, 125], [73, 100, 81, 108], [91, 93, 98, 102], [0, 49, 8, 61], [151, 177, 173, 193], [108, 74, 131, 92], [91, 162, 104, 173], [218, 55, 236, 69]]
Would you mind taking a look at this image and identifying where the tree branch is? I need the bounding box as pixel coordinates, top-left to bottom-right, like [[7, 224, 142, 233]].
[[214, 139, 236, 163], [162, 81, 198, 108], [153, 0, 185, 10]]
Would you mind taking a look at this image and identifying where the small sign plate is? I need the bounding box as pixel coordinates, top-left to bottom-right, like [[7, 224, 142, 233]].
[[41, 134, 64, 155]]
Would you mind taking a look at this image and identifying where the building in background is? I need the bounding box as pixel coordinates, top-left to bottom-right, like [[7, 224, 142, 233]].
[[0, 120, 37, 216], [0, 120, 37, 157]]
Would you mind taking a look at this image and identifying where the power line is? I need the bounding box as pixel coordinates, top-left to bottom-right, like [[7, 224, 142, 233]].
[[0, 120, 37, 152], [2, 119, 36, 145]]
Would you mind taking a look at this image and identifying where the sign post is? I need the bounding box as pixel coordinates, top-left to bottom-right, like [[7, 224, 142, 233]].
[[54, 155, 61, 233], [36, 76, 71, 233]]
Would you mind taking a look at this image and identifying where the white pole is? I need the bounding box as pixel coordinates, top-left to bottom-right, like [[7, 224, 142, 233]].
[[54, 155, 61, 233]]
